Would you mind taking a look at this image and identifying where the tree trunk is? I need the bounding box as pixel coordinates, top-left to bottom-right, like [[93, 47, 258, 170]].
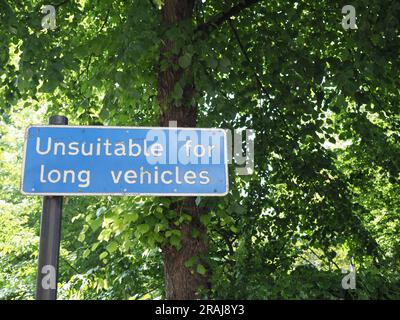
[[157, 0, 210, 300], [161, 198, 209, 300]]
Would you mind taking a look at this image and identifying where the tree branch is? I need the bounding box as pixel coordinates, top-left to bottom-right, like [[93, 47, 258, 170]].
[[196, 0, 263, 35], [228, 18, 266, 95], [148, 0, 157, 10]]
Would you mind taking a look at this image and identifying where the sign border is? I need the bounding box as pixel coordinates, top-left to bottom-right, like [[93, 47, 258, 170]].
[[20, 125, 229, 197]]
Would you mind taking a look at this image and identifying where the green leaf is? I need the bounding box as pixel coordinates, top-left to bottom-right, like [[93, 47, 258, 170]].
[[106, 241, 119, 253], [196, 263, 207, 275], [82, 248, 91, 259], [89, 218, 102, 231], [170, 235, 181, 249], [172, 83, 183, 100], [126, 212, 139, 223], [178, 53, 192, 69], [78, 232, 85, 242], [184, 256, 197, 268], [328, 137, 336, 144], [190, 228, 200, 238], [139, 293, 152, 300], [99, 251, 108, 260], [199, 214, 211, 226], [135, 224, 150, 238]]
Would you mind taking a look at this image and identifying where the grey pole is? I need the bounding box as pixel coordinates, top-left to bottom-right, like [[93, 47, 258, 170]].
[[36, 115, 68, 300]]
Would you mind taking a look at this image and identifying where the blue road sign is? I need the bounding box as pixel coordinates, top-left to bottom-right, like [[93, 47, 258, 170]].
[[21, 126, 228, 196]]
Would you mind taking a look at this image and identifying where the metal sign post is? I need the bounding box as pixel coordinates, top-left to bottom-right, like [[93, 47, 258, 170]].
[[36, 115, 68, 300]]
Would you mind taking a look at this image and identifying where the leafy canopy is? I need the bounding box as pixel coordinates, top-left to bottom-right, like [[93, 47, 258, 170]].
[[1, 0, 400, 299]]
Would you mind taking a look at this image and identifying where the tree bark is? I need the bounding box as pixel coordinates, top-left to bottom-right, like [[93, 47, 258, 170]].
[[157, 0, 209, 300], [162, 199, 209, 300]]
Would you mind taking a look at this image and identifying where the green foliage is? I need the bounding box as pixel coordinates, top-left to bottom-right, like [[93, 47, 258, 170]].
[[1, 0, 400, 299]]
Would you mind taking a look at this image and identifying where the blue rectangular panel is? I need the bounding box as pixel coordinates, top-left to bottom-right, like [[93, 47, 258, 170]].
[[21, 126, 228, 196]]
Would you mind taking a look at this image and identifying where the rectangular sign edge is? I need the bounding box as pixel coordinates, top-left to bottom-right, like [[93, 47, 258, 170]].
[[20, 125, 229, 197]]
